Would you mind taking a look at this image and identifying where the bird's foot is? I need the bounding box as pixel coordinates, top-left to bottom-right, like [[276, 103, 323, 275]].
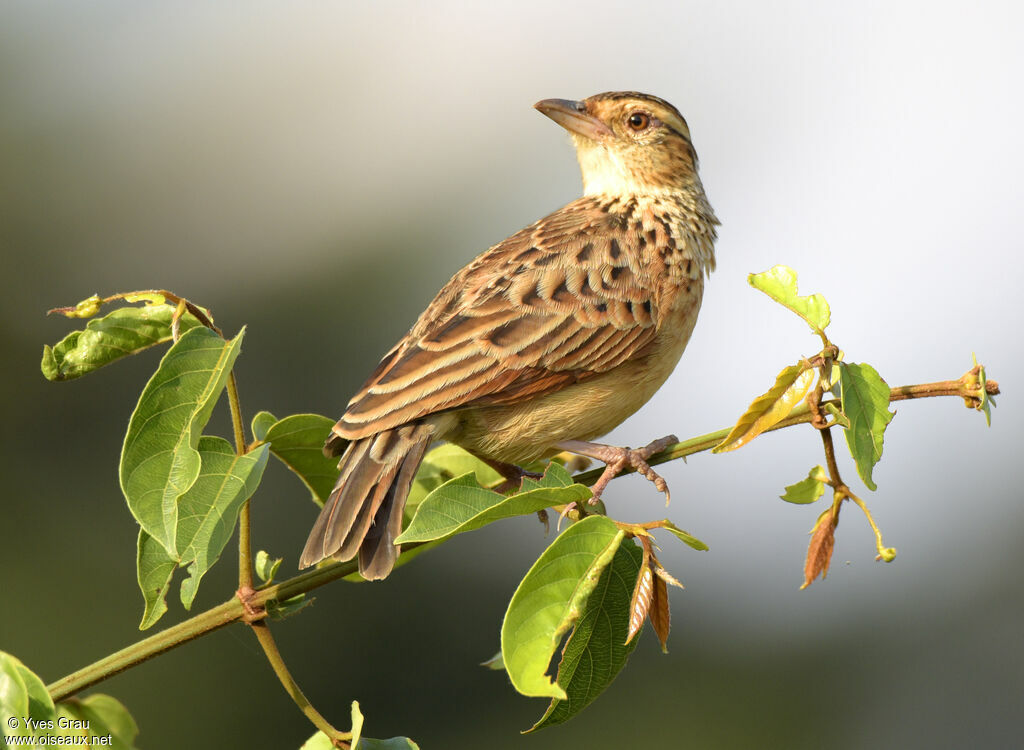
[[557, 435, 678, 505]]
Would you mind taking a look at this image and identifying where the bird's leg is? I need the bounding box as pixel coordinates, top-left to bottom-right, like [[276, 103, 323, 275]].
[[484, 457, 547, 533], [479, 457, 543, 494], [478, 457, 548, 531], [556, 435, 678, 505]]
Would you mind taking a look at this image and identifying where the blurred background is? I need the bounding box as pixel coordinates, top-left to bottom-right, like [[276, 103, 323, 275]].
[[2, 1, 1021, 747]]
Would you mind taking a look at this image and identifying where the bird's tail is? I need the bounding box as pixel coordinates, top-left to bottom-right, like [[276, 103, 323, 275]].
[[299, 423, 434, 579]]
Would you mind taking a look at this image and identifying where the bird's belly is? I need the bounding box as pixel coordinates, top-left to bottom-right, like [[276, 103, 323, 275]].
[[446, 281, 702, 464]]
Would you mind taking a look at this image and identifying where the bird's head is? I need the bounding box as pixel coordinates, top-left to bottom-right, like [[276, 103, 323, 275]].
[[535, 91, 701, 197]]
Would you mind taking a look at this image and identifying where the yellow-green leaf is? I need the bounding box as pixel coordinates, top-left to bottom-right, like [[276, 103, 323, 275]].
[[714, 363, 816, 452], [658, 520, 709, 551], [749, 265, 831, 335], [300, 701, 420, 749], [254, 550, 282, 583], [41, 302, 203, 381], [972, 356, 996, 427], [780, 465, 828, 504]]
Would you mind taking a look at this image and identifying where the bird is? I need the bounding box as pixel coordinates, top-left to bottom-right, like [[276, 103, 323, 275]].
[[300, 91, 719, 579]]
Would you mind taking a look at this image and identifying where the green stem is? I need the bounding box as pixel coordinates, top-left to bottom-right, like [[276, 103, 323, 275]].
[[847, 492, 897, 562], [46, 594, 240, 702], [46, 557, 361, 702], [226, 372, 254, 589], [45, 373, 983, 703], [571, 372, 996, 488], [250, 622, 351, 747], [818, 424, 844, 492], [571, 402, 818, 487], [226, 375, 246, 454]]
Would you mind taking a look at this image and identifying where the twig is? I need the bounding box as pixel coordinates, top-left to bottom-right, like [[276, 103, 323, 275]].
[[250, 622, 351, 747], [572, 374, 999, 487]]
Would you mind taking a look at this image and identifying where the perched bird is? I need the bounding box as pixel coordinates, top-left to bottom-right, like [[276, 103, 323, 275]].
[[301, 91, 719, 579]]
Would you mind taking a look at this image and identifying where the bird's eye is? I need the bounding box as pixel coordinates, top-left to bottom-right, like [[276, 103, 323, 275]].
[[627, 112, 650, 131]]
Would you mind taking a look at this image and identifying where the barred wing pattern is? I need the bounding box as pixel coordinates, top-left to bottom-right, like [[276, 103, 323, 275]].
[[332, 198, 668, 443]]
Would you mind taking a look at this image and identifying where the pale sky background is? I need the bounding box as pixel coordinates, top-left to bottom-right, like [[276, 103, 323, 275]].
[[2, 2, 1021, 748]]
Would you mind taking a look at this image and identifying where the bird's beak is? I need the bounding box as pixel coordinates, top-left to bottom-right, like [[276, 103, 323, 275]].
[[534, 98, 613, 142]]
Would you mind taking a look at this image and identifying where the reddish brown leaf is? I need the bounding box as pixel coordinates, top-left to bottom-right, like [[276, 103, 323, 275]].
[[802, 507, 839, 589], [626, 543, 653, 645], [648, 571, 671, 653], [652, 562, 684, 590]]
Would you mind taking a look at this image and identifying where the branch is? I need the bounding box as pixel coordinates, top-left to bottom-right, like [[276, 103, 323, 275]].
[[47, 556, 360, 701], [572, 372, 1000, 487], [45, 371, 999, 703]]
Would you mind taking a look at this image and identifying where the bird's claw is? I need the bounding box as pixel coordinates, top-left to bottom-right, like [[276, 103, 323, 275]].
[[588, 434, 677, 505], [556, 502, 578, 532]]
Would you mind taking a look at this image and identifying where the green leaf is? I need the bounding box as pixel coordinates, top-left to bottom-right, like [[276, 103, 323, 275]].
[[300, 732, 335, 750], [136, 529, 177, 630], [824, 401, 851, 428], [251, 410, 277, 442], [501, 516, 625, 700], [396, 463, 590, 545], [749, 265, 831, 334], [74, 694, 138, 746], [135, 437, 269, 626], [713, 362, 816, 452], [0, 651, 55, 741], [300, 701, 420, 750], [527, 541, 644, 731], [255, 549, 282, 583], [41, 302, 204, 381], [353, 735, 422, 748], [415, 443, 504, 486], [658, 520, 709, 550], [119, 326, 244, 554], [57, 694, 140, 750], [403, 444, 503, 521], [974, 356, 995, 427], [780, 465, 828, 504], [177, 438, 270, 609], [1, 653, 139, 748], [259, 413, 340, 505], [481, 651, 505, 671], [350, 700, 366, 747], [266, 594, 312, 620], [838, 362, 894, 491]]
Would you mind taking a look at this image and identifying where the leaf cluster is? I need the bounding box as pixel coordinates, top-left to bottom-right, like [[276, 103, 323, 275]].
[[5, 270, 998, 747]]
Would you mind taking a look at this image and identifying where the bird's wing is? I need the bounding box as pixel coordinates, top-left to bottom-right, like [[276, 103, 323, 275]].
[[334, 199, 665, 440]]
